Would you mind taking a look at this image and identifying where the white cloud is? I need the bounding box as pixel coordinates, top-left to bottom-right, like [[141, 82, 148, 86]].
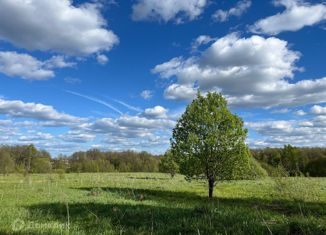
[[0, 51, 75, 80], [0, 0, 119, 56], [44, 56, 75, 69], [87, 114, 175, 136], [59, 131, 95, 143], [0, 51, 54, 80], [247, 117, 326, 147], [153, 33, 326, 108], [0, 98, 82, 125], [250, 0, 326, 35], [117, 115, 175, 129], [191, 35, 215, 51], [0, 120, 12, 127], [0, 99, 176, 154], [164, 84, 198, 100], [85, 114, 175, 150], [132, 0, 207, 23], [140, 90, 153, 99], [143, 106, 168, 119], [212, 0, 251, 22], [18, 132, 53, 142], [311, 105, 326, 115], [294, 110, 307, 116], [96, 54, 109, 65]]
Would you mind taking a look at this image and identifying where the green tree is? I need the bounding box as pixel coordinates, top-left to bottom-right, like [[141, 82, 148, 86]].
[[281, 145, 302, 176], [159, 150, 179, 178], [305, 157, 326, 177], [171, 92, 250, 198], [23, 144, 37, 173], [0, 150, 15, 175], [31, 157, 52, 173]]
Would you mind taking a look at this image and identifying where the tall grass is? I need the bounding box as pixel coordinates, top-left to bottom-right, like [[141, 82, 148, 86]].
[[0, 173, 325, 234]]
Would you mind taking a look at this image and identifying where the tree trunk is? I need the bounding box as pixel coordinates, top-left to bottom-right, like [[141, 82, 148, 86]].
[[208, 177, 215, 198]]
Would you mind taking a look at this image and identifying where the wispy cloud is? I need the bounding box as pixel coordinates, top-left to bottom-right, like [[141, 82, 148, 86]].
[[113, 99, 142, 112], [65, 90, 122, 115]]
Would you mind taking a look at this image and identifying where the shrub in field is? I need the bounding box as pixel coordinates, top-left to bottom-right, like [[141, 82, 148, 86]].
[[305, 157, 326, 177], [0, 150, 15, 175], [242, 157, 268, 179], [258, 162, 289, 177], [31, 157, 52, 173], [171, 92, 251, 198]]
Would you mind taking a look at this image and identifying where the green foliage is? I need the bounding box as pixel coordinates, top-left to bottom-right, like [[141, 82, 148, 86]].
[[69, 150, 159, 173], [305, 157, 326, 177], [252, 145, 326, 177], [258, 161, 288, 177], [281, 145, 303, 176], [252, 147, 282, 167], [242, 157, 268, 179], [30, 157, 52, 173], [0, 143, 325, 176], [159, 150, 179, 178], [171, 92, 250, 197], [0, 145, 161, 173], [0, 150, 15, 175], [52, 156, 69, 172]]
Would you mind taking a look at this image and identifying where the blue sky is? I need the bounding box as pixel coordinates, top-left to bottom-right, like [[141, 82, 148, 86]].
[[1, 0, 326, 156]]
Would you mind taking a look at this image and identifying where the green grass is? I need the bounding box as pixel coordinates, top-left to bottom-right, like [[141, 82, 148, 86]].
[[0, 173, 325, 235]]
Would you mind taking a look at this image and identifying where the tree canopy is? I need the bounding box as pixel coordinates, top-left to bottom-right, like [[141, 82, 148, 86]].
[[171, 92, 251, 198]]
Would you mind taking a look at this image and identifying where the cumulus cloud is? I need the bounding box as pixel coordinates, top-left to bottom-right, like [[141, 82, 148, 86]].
[[87, 114, 175, 136], [0, 51, 54, 80], [140, 90, 153, 99], [77, 113, 175, 152], [247, 116, 326, 147], [0, 99, 175, 154], [0, 0, 119, 56], [311, 105, 326, 115], [164, 83, 198, 100], [96, 54, 109, 65], [191, 35, 215, 51], [212, 0, 251, 22], [153, 33, 326, 108], [0, 51, 75, 80], [143, 106, 168, 119], [132, 0, 207, 23], [0, 98, 175, 154], [0, 98, 82, 125], [250, 0, 326, 35], [44, 55, 75, 69]]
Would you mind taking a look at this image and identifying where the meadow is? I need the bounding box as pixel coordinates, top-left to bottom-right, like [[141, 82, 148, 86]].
[[0, 173, 325, 235]]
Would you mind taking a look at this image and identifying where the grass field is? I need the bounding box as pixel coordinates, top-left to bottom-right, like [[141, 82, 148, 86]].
[[0, 173, 325, 235]]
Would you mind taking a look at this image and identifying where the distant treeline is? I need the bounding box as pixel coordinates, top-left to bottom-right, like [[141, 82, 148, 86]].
[[0, 144, 325, 177], [0, 145, 161, 174], [252, 145, 326, 177]]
